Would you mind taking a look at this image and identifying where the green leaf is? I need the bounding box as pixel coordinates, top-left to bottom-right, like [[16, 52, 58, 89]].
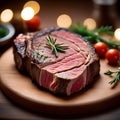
[[70, 23, 120, 50], [104, 70, 114, 75], [104, 68, 120, 85], [46, 35, 69, 57], [94, 26, 114, 36]]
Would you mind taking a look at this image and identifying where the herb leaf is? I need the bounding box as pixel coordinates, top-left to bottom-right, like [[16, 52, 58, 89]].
[[46, 35, 68, 57], [104, 68, 120, 85], [70, 23, 120, 50], [94, 26, 113, 36], [104, 70, 115, 75]]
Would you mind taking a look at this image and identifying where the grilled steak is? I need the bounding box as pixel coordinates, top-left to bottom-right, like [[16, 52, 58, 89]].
[[13, 27, 100, 96]]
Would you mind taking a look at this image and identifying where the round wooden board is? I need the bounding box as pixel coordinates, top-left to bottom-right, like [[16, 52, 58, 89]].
[[0, 48, 120, 116]]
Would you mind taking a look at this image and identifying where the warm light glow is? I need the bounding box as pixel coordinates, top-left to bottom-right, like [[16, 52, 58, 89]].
[[21, 7, 34, 20], [83, 18, 96, 30], [0, 9, 13, 22], [57, 14, 72, 28], [114, 28, 120, 41], [23, 1, 40, 15]]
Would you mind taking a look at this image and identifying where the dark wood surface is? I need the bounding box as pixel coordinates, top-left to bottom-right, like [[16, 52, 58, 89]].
[[0, 0, 120, 119]]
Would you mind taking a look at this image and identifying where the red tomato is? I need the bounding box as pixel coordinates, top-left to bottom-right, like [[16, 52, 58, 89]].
[[94, 42, 108, 58], [25, 15, 41, 31], [105, 49, 120, 65]]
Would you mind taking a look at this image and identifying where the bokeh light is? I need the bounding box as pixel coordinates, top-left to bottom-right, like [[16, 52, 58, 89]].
[[21, 7, 34, 20], [57, 14, 72, 28], [114, 28, 120, 41], [0, 9, 13, 22], [23, 1, 40, 15], [83, 18, 96, 30]]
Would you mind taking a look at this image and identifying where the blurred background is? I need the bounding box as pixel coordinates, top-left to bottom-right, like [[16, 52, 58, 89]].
[[0, 0, 120, 32]]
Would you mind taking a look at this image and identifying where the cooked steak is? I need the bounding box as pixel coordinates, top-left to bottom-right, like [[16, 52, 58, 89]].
[[13, 27, 100, 96]]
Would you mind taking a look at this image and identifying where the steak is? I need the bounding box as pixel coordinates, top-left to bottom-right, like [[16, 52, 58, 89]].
[[13, 27, 100, 96]]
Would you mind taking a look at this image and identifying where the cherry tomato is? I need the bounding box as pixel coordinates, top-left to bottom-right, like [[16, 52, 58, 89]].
[[94, 42, 108, 58], [25, 15, 41, 31], [105, 49, 120, 65]]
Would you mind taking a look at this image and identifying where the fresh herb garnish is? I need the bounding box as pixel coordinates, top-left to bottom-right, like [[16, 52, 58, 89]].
[[46, 35, 68, 57], [33, 50, 48, 61], [0, 28, 7, 38], [104, 68, 120, 85], [94, 26, 114, 36], [70, 23, 120, 50], [36, 52, 48, 60]]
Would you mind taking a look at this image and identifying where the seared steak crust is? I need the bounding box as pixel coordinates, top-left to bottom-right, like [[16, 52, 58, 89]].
[[13, 28, 100, 96]]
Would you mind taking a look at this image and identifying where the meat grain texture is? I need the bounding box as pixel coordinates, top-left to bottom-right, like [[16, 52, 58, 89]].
[[13, 28, 100, 96]]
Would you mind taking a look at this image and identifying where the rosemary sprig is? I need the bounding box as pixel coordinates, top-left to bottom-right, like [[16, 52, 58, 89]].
[[70, 23, 120, 50], [46, 35, 68, 57], [94, 26, 113, 36], [104, 68, 120, 85]]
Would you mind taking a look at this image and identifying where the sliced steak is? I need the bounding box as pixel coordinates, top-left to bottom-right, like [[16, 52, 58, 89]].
[[13, 27, 100, 96]]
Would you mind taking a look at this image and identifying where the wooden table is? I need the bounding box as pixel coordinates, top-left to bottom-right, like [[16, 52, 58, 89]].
[[0, 0, 120, 119]]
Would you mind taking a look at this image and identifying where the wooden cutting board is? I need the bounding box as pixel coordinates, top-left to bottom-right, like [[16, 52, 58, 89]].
[[0, 48, 120, 116]]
